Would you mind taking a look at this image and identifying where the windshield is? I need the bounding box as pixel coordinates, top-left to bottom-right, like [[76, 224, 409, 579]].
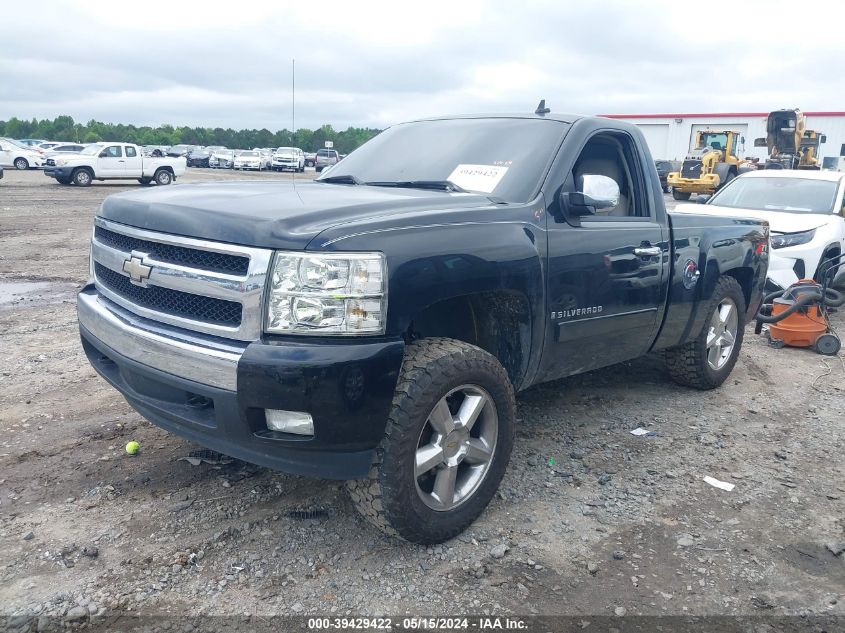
[[81, 144, 105, 156], [317, 118, 568, 202], [709, 176, 840, 214], [699, 133, 728, 151], [275, 147, 295, 153], [240, 151, 258, 157], [1, 138, 32, 150]]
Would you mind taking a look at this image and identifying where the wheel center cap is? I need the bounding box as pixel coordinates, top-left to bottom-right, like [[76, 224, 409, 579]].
[[443, 430, 467, 459]]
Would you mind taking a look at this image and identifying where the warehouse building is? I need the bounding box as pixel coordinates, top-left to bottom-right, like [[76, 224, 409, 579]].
[[602, 111, 845, 166]]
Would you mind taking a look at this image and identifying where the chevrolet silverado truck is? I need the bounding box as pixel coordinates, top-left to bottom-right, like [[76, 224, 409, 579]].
[[44, 142, 186, 186], [78, 112, 769, 543]]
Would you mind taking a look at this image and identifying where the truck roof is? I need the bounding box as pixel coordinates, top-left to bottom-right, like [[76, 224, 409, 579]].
[[408, 112, 580, 124]]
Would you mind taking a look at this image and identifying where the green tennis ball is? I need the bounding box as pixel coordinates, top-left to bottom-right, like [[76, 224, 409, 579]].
[[125, 441, 140, 455]]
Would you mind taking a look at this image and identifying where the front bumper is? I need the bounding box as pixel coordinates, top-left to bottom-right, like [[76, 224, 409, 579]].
[[766, 241, 834, 290], [667, 173, 719, 192], [78, 286, 404, 479], [44, 166, 73, 179]]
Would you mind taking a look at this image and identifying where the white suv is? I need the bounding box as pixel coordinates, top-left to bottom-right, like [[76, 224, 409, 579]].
[[272, 147, 305, 172]]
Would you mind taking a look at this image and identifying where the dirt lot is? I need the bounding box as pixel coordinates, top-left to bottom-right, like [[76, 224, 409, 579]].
[[1, 169, 843, 625]]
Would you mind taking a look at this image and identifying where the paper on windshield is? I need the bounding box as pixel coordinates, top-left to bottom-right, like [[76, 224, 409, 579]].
[[447, 164, 509, 193]]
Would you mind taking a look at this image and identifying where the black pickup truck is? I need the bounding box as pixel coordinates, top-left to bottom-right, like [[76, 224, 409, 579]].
[[78, 112, 769, 543]]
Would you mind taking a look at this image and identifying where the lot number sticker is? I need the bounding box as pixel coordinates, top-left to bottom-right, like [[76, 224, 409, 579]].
[[447, 164, 509, 193]]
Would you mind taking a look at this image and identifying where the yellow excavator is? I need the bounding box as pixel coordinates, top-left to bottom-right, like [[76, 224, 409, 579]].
[[667, 130, 748, 200], [754, 108, 826, 170]]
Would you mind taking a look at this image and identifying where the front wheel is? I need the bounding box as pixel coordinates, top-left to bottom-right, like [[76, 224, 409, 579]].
[[717, 171, 736, 190], [672, 189, 691, 200], [14, 158, 29, 170], [665, 276, 746, 390], [347, 338, 515, 544], [72, 168, 92, 187]]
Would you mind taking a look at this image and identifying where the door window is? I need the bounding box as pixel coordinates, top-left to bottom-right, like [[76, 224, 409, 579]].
[[125, 146, 137, 158], [571, 132, 647, 219], [102, 146, 122, 158]]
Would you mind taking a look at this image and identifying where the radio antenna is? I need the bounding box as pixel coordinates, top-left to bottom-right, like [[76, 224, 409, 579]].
[[291, 58, 296, 186]]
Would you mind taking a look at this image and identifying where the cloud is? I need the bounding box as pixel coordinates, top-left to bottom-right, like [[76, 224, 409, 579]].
[[1, 0, 843, 130]]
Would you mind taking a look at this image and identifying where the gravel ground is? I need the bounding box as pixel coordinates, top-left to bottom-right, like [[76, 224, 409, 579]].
[[0, 169, 843, 624]]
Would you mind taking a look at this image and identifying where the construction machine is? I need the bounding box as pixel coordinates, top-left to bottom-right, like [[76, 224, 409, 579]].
[[667, 130, 748, 200], [754, 108, 826, 170]]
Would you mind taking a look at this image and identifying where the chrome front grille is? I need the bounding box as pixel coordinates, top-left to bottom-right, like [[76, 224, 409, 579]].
[[91, 218, 274, 341], [94, 226, 250, 275]]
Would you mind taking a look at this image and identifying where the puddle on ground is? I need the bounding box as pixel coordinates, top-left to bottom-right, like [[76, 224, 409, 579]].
[[0, 280, 78, 309]]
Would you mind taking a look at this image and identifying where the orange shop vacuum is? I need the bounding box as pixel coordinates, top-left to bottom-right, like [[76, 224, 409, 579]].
[[755, 256, 844, 355]]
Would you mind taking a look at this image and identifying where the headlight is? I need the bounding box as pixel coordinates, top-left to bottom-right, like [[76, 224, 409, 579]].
[[770, 229, 816, 249], [266, 252, 387, 335], [56, 158, 67, 166]]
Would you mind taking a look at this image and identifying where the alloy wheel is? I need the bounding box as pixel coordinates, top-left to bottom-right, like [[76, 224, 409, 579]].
[[706, 298, 738, 370], [414, 384, 498, 511]]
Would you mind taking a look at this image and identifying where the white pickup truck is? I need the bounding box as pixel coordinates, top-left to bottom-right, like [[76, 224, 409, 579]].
[[44, 142, 186, 186]]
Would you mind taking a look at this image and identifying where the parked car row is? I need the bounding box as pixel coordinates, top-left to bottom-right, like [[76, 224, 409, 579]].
[[186, 146, 316, 172]]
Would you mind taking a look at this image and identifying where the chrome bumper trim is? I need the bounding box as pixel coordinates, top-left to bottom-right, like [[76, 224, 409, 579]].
[[78, 290, 244, 391]]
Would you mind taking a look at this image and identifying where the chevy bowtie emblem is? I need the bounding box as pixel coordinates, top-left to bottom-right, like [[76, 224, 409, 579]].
[[123, 253, 153, 285]]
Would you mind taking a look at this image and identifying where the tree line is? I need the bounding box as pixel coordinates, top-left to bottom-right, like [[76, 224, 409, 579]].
[[0, 115, 382, 154]]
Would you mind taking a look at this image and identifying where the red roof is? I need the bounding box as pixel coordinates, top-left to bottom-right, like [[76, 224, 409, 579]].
[[601, 112, 845, 119]]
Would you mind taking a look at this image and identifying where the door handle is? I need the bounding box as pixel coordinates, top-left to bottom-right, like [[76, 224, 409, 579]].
[[118, 160, 125, 162], [634, 246, 661, 257]]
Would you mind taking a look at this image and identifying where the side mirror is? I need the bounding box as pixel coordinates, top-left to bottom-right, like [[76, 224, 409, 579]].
[[559, 174, 620, 223], [819, 135, 827, 144], [754, 138, 767, 148], [99, 151, 109, 158], [695, 194, 711, 204]]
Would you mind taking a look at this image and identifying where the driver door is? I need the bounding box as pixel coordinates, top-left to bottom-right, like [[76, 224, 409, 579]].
[[538, 129, 667, 382], [97, 145, 124, 177]]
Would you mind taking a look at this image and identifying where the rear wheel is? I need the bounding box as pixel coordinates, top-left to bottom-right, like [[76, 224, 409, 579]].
[[665, 276, 746, 390], [14, 157, 29, 170], [154, 169, 172, 186], [347, 338, 515, 544], [672, 189, 691, 201]]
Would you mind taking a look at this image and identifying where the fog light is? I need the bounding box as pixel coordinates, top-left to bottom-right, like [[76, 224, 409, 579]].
[[265, 409, 314, 436]]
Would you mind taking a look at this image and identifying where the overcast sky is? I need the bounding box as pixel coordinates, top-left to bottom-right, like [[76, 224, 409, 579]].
[[2, 0, 842, 131]]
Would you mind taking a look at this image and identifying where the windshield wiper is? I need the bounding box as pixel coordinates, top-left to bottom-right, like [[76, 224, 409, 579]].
[[366, 180, 468, 193], [318, 174, 363, 185]]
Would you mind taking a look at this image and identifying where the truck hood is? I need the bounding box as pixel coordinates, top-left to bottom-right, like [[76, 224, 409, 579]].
[[673, 203, 833, 234], [98, 181, 493, 251]]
